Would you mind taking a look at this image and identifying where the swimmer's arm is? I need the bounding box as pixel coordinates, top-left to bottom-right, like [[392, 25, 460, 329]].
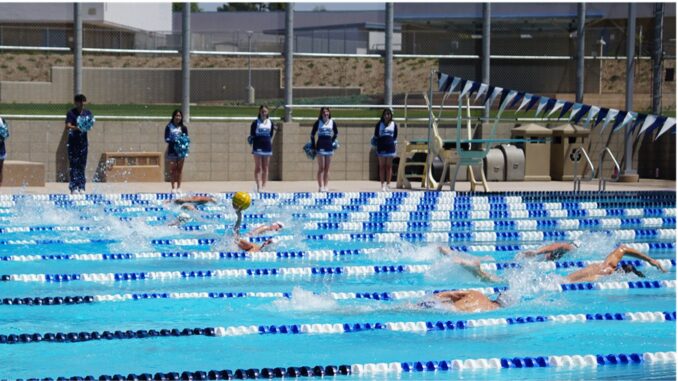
[[435, 290, 470, 302], [460, 263, 501, 283], [233, 209, 243, 234], [247, 225, 271, 236], [237, 239, 255, 251], [520, 243, 571, 257], [617, 246, 667, 272]]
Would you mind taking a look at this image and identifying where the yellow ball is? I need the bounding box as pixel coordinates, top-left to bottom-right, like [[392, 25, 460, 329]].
[[232, 191, 251, 211]]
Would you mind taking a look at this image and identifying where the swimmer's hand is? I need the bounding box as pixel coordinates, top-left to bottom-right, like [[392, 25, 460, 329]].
[[650, 259, 667, 273]]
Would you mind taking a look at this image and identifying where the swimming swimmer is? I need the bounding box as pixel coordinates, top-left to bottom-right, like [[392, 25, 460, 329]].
[[516, 241, 581, 261], [237, 238, 276, 253], [246, 221, 284, 237], [563, 245, 666, 283], [438, 246, 502, 283], [167, 195, 216, 211], [428, 290, 511, 312]]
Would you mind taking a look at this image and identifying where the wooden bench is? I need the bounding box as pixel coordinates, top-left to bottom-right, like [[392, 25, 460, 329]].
[[100, 152, 163, 182], [3, 160, 45, 186]]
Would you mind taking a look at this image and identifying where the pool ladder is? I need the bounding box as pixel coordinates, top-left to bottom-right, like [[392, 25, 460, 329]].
[[596, 147, 621, 191], [572, 147, 595, 192]]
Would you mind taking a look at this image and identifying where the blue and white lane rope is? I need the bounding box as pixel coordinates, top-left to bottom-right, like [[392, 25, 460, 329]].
[[6, 227, 664, 248], [24, 350, 677, 381], [2, 242, 674, 262], [2, 279, 674, 306], [2, 256, 675, 281], [0, 310, 674, 345]]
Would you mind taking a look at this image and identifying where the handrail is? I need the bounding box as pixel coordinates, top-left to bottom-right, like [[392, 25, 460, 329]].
[[572, 147, 595, 192], [597, 147, 621, 191]]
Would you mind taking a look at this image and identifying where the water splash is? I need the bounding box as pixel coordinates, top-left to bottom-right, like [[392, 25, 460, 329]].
[[271, 287, 338, 312]]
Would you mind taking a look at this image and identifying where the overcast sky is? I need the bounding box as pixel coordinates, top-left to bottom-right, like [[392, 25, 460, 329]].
[[198, 2, 384, 12]]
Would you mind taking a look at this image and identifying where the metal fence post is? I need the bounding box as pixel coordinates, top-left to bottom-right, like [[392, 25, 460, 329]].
[[384, 2, 393, 107], [576, 3, 586, 103], [73, 3, 82, 96], [181, 3, 191, 123], [285, 4, 294, 122], [621, 3, 637, 181]]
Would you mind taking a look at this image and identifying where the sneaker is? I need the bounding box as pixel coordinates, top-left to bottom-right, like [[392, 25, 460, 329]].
[[176, 188, 182, 194], [79, 189, 85, 194], [171, 188, 176, 194]]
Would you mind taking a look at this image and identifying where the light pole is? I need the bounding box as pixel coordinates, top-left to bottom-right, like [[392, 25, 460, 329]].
[[246, 30, 255, 104], [597, 37, 606, 94]]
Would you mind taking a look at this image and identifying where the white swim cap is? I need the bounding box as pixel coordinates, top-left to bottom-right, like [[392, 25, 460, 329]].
[[273, 221, 284, 228]]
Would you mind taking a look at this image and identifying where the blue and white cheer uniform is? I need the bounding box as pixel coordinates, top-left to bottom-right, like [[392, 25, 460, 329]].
[[250, 118, 274, 156], [311, 118, 338, 157], [373, 120, 398, 157]]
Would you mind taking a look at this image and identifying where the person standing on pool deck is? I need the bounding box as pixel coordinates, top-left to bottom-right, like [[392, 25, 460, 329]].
[[164, 109, 189, 193], [65, 94, 93, 194], [249, 105, 275, 192], [310, 107, 338, 192], [373, 108, 398, 191], [0, 116, 8, 187]]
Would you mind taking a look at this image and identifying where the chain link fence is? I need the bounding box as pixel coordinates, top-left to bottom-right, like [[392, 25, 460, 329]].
[[0, 20, 674, 117]]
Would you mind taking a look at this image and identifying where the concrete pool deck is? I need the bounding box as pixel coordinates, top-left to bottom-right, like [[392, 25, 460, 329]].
[[0, 179, 675, 194]]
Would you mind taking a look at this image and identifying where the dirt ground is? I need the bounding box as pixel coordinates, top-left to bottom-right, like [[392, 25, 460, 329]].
[[0, 52, 674, 98]]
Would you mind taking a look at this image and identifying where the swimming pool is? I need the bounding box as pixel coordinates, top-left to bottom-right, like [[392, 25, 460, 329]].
[[0, 190, 675, 380]]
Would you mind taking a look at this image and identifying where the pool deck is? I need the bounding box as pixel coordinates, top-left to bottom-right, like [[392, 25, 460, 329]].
[[0, 179, 675, 194]]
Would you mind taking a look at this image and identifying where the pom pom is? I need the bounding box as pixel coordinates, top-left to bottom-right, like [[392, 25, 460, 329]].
[[173, 133, 191, 159], [303, 142, 316, 160], [0, 119, 9, 139], [76, 115, 95, 132], [332, 139, 341, 150], [370, 136, 378, 147], [247, 136, 254, 145], [232, 192, 251, 211]]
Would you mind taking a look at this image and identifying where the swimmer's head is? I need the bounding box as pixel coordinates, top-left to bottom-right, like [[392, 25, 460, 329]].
[[272, 221, 284, 230], [621, 264, 645, 278], [177, 212, 191, 223], [494, 291, 515, 308], [571, 239, 582, 249]]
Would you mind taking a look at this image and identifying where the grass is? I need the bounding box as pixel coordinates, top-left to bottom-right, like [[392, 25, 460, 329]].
[[1, 102, 673, 121]]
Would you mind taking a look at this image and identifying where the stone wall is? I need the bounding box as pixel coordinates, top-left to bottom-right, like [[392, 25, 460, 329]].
[[2, 117, 654, 183]]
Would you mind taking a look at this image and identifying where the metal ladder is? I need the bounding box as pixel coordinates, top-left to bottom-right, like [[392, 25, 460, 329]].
[[572, 147, 595, 192], [596, 147, 620, 191]]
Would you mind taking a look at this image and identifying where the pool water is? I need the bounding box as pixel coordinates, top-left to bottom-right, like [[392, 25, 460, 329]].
[[0, 191, 675, 380]]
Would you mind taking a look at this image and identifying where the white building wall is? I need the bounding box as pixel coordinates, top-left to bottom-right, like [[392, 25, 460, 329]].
[[102, 3, 171, 32]]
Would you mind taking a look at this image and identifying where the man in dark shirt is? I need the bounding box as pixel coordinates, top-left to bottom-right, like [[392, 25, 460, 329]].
[[65, 94, 93, 194]]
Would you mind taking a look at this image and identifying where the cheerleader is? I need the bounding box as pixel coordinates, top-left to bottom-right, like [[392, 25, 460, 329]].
[[249, 105, 275, 192], [0, 116, 7, 187], [373, 108, 398, 191], [164, 109, 189, 193], [310, 107, 338, 192], [65, 94, 93, 194]]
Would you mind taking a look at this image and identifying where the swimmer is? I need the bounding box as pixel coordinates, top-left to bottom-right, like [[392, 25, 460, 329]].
[[438, 246, 501, 283], [168, 211, 193, 227], [237, 238, 276, 253], [169, 195, 216, 211], [246, 221, 284, 237], [425, 290, 511, 312], [563, 245, 666, 283], [516, 240, 581, 261]]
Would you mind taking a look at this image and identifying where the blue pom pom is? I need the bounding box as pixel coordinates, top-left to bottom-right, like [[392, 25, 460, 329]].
[[174, 133, 191, 158], [370, 136, 377, 147], [247, 136, 254, 145], [76, 115, 95, 132], [0, 119, 8, 139], [332, 139, 341, 150], [303, 142, 316, 160]]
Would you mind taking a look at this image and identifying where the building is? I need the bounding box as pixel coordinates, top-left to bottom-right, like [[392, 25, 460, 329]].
[[0, 3, 171, 49]]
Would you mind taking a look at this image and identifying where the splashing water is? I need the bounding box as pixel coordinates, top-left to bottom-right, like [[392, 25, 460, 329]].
[[271, 287, 338, 312]]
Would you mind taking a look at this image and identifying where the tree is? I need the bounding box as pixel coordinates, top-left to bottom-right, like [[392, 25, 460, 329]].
[[216, 3, 287, 12], [172, 3, 202, 12]]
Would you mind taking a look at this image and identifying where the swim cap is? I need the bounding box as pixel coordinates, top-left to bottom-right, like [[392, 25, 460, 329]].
[[273, 221, 284, 229], [232, 192, 251, 211]]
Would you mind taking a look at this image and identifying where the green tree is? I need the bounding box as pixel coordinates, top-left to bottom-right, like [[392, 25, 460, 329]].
[[172, 3, 202, 12]]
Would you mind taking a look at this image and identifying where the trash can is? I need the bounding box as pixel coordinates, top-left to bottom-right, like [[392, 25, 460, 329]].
[[484, 148, 505, 181], [549, 123, 590, 181], [511, 124, 552, 181], [499, 144, 525, 181]]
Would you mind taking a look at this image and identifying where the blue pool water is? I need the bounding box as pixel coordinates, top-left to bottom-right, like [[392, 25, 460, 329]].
[[0, 191, 675, 380]]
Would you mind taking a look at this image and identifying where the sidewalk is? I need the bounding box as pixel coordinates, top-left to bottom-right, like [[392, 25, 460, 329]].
[[0, 179, 675, 194]]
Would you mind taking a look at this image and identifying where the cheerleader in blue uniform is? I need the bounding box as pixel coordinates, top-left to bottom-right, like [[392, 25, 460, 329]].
[[164, 109, 189, 193], [0, 116, 7, 187], [373, 108, 398, 191], [310, 107, 338, 192], [65, 94, 93, 194], [249, 105, 275, 192]]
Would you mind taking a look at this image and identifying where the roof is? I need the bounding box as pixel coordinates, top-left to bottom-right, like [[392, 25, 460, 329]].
[[172, 10, 385, 33]]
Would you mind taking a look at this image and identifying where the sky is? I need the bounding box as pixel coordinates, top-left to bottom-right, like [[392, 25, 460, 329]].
[[198, 2, 384, 12]]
